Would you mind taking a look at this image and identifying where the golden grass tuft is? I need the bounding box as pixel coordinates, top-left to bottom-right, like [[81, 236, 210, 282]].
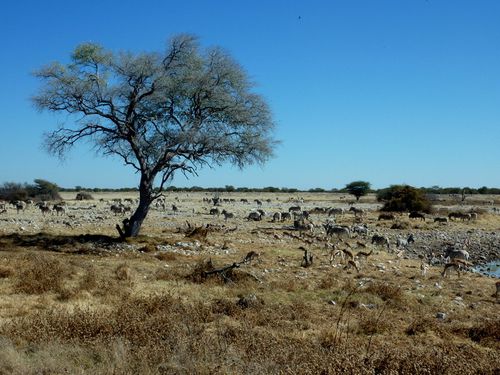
[[0, 266, 14, 278], [14, 255, 70, 295]]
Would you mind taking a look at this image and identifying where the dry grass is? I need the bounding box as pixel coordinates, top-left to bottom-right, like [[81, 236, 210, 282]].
[[0, 192, 498, 373], [14, 254, 70, 295]]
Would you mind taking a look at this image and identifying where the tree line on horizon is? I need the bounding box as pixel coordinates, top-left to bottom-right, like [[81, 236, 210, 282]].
[[2, 180, 499, 198]]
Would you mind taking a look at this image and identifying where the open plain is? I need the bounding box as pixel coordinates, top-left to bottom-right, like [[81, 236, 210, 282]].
[[0, 192, 499, 374]]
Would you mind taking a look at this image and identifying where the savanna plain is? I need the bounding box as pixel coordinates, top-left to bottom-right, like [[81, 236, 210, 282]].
[[0, 192, 498, 374]]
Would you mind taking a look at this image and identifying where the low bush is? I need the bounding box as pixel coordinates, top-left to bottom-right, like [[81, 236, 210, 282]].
[[14, 255, 69, 294], [378, 185, 432, 213], [75, 192, 94, 200]]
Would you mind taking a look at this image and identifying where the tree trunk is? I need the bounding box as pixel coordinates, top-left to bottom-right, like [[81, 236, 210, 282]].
[[118, 174, 154, 238]]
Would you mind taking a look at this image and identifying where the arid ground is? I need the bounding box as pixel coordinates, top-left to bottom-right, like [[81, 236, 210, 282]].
[[0, 192, 498, 374]]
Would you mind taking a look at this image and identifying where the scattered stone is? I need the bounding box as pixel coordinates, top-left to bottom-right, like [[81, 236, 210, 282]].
[[436, 312, 447, 320]]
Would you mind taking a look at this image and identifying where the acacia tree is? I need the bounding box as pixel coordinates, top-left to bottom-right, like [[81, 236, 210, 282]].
[[34, 35, 276, 238], [344, 181, 371, 201]]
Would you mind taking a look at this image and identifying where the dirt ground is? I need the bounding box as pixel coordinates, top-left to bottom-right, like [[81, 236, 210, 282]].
[[0, 192, 498, 374]]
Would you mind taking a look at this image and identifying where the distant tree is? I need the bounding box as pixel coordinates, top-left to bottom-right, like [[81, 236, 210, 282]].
[[377, 185, 432, 213], [262, 186, 280, 192], [34, 35, 276, 238], [309, 188, 325, 193], [76, 192, 94, 200], [345, 181, 371, 201], [33, 179, 61, 200], [0, 182, 30, 202], [0, 179, 61, 201]]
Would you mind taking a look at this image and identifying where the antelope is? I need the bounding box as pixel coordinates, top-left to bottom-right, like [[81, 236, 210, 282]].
[[39, 205, 51, 216], [420, 262, 429, 276], [328, 207, 344, 216], [344, 259, 360, 273], [243, 251, 260, 264], [110, 204, 125, 215], [247, 211, 263, 221], [434, 217, 448, 223], [271, 212, 282, 222], [371, 234, 390, 249], [378, 213, 395, 221], [444, 246, 469, 262], [356, 249, 373, 260], [409, 211, 425, 221], [209, 207, 221, 216], [324, 223, 350, 240], [15, 201, 26, 214], [53, 204, 66, 216], [442, 259, 473, 278], [349, 206, 364, 217], [352, 223, 368, 236], [221, 210, 235, 221]]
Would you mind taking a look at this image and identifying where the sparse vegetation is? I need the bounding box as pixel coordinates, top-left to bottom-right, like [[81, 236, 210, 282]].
[[0, 191, 498, 373], [0, 179, 61, 202]]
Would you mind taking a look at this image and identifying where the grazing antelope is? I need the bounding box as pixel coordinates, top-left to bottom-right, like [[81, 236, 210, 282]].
[[434, 217, 448, 223], [356, 241, 367, 248], [444, 247, 469, 262], [209, 207, 221, 216], [299, 246, 313, 268], [349, 206, 364, 217], [221, 210, 235, 221], [344, 259, 360, 273], [409, 211, 425, 221], [378, 213, 395, 221], [247, 211, 262, 221], [328, 207, 344, 216], [271, 212, 282, 222], [441, 259, 473, 278], [420, 262, 429, 276], [371, 234, 390, 249], [324, 223, 350, 240], [53, 204, 66, 216], [356, 250, 373, 262], [243, 251, 260, 264]]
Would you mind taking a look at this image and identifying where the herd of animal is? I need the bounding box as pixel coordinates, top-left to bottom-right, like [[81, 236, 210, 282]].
[[0, 194, 493, 282]]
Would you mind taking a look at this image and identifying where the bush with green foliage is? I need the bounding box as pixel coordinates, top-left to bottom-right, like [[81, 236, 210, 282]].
[[377, 185, 432, 213], [0, 179, 61, 201], [344, 181, 371, 201]]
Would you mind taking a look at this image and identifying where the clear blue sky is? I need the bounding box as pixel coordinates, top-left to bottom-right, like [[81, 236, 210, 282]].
[[1, 0, 499, 190]]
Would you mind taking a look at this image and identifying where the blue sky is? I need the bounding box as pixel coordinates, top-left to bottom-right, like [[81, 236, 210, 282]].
[[1, 0, 499, 190]]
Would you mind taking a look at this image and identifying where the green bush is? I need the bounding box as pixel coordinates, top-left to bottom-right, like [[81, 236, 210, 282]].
[[0, 179, 61, 202], [378, 185, 432, 213]]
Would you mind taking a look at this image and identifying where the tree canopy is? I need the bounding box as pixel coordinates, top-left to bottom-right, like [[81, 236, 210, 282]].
[[344, 181, 371, 201], [33, 35, 277, 237]]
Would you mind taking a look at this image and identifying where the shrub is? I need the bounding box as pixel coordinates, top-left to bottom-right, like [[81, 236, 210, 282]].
[[378, 185, 432, 213], [0, 182, 30, 201], [15, 255, 68, 294], [75, 192, 94, 200]]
